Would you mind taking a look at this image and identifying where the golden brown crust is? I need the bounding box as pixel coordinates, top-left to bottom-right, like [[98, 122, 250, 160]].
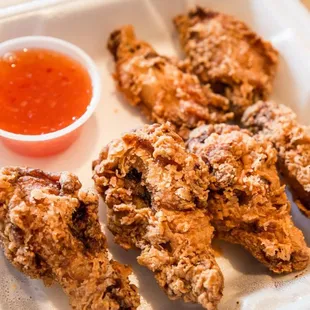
[[242, 100, 310, 217], [107, 25, 233, 139], [93, 123, 224, 310], [0, 167, 140, 310], [174, 6, 279, 116], [187, 124, 309, 273]]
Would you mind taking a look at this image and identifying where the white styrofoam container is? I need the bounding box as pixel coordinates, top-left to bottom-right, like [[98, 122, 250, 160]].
[[0, 0, 310, 309]]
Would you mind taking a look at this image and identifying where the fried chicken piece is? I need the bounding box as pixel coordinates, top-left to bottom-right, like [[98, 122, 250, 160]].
[[0, 167, 139, 310], [187, 124, 309, 273], [174, 7, 279, 116], [107, 25, 232, 139], [242, 100, 310, 217], [92, 123, 224, 310]]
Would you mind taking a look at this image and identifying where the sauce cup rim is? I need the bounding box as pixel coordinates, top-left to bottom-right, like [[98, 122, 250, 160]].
[[0, 35, 101, 142]]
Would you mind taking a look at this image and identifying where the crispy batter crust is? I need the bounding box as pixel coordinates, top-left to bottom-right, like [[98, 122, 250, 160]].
[[93, 123, 224, 310], [107, 25, 232, 139], [174, 7, 279, 116], [242, 100, 310, 217], [0, 167, 139, 310], [188, 124, 309, 273]]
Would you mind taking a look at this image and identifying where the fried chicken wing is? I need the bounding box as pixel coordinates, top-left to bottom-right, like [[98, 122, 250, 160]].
[[242, 100, 310, 217], [187, 124, 309, 273], [107, 25, 232, 139], [0, 167, 139, 310], [174, 7, 279, 116], [92, 123, 224, 310]]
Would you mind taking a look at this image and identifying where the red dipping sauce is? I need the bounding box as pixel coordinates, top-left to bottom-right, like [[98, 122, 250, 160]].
[[0, 48, 92, 135]]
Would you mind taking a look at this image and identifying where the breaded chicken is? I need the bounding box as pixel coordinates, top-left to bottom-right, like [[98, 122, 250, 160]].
[[242, 100, 310, 217], [174, 7, 279, 116], [0, 167, 140, 310], [108, 25, 232, 139], [93, 123, 224, 310], [187, 124, 309, 273]]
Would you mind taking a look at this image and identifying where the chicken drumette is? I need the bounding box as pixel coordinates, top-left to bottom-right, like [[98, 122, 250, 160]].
[[93, 123, 224, 310], [242, 100, 310, 218], [187, 124, 309, 273], [108, 25, 232, 139], [0, 167, 139, 310], [174, 7, 279, 116]]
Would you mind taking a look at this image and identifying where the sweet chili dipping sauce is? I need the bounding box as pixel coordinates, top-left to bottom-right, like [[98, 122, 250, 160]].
[[0, 48, 92, 135]]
